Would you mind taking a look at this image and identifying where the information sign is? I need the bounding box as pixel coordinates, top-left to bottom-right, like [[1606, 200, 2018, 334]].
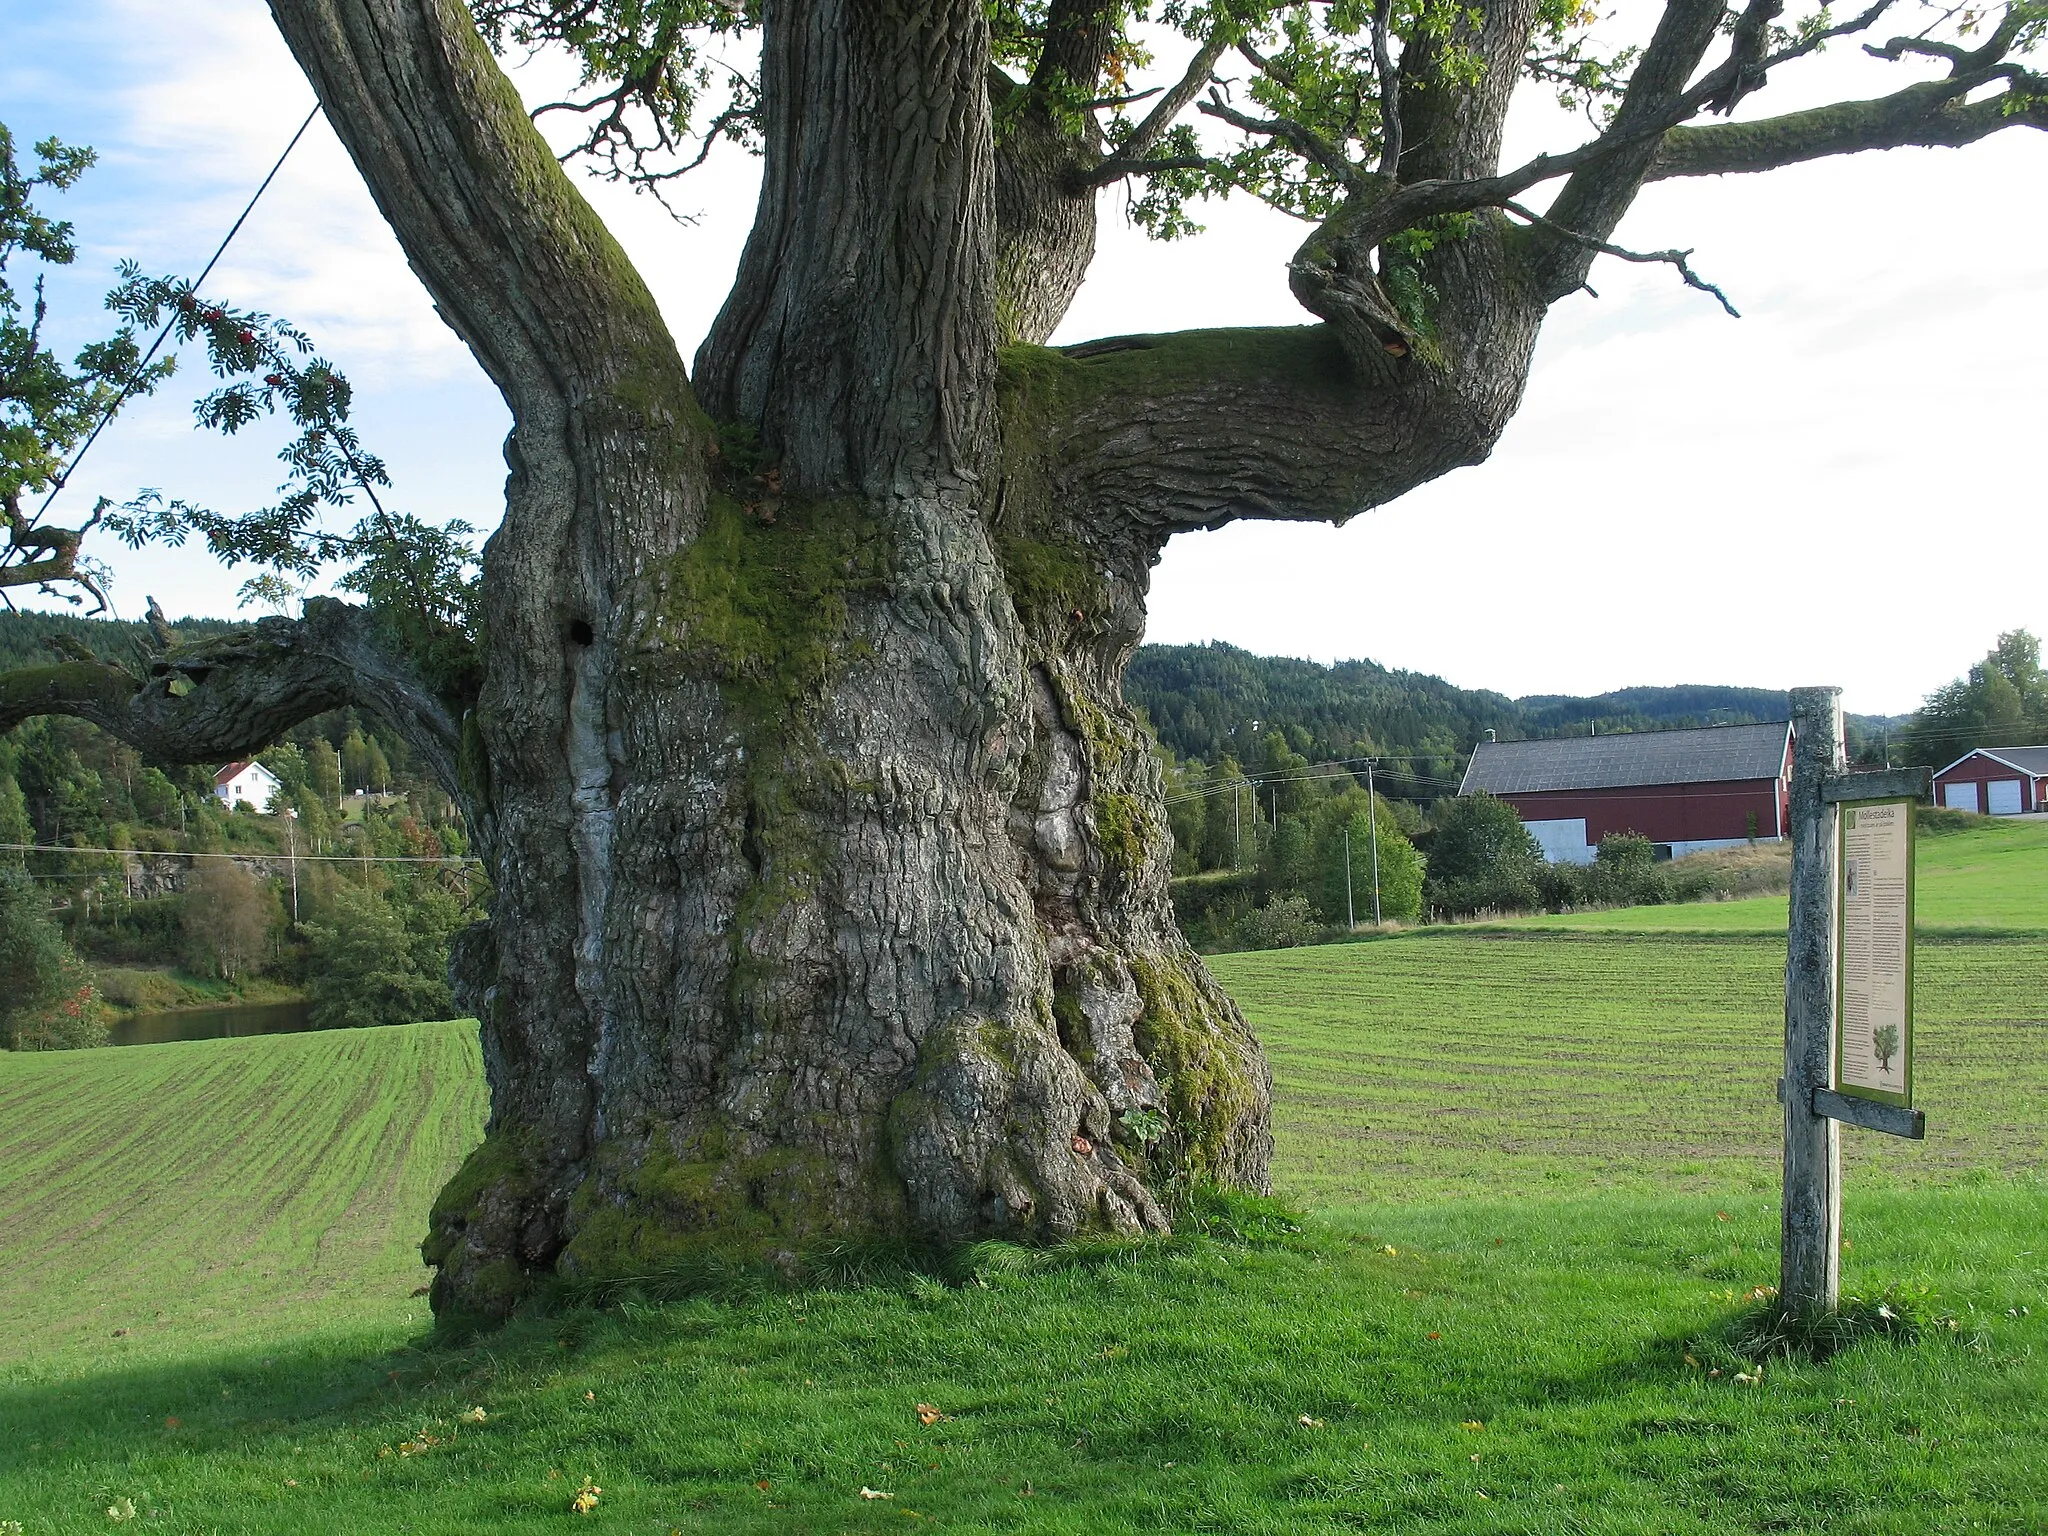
[[1834, 798, 1914, 1107]]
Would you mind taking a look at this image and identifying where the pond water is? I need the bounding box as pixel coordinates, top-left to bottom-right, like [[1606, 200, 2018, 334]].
[[107, 999, 316, 1047]]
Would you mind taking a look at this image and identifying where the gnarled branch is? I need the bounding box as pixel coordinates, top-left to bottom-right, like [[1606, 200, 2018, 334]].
[[0, 597, 473, 849]]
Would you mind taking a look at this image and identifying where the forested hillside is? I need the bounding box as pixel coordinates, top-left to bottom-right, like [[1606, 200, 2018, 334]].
[[0, 612, 478, 1049], [1128, 642, 1897, 788]]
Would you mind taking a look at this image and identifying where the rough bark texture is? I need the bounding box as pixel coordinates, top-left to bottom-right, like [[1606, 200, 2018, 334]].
[[8, 0, 2035, 1323]]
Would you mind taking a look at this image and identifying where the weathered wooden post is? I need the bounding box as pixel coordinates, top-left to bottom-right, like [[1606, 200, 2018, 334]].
[[1781, 687, 1931, 1319], [1782, 687, 1844, 1314]]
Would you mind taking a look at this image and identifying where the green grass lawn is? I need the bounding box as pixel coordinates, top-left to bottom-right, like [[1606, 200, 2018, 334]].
[[2, 925, 2043, 1533], [1499, 814, 2048, 934]]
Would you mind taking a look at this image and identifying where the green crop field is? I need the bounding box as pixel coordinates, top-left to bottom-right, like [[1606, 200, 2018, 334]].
[[0, 1022, 485, 1373], [1503, 815, 2048, 935], [2, 915, 2043, 1531]]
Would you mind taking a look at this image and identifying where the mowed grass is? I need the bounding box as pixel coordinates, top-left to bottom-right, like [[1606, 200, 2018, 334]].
[[1211, 932, 2048, 1202], [1503, 814, 2048, 934], [0, 1021, 485, 1373], [2, 929, 2044, 1533]]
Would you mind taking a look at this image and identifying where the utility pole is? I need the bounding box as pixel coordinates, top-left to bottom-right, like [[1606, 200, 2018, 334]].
[[1366, 759, 1382, 926], [1232, 781, 1242, 869], [286, 815, 299, 925], [1344, 824, 1354, 929]]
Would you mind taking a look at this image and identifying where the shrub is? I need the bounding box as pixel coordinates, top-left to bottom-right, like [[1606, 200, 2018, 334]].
[[8, 956, 108, 1050], [303, 883, 455, 1029], [0, 868, 106, 1049], [1425, 793, 1544, 917], [1232, 894, 1323, 950]]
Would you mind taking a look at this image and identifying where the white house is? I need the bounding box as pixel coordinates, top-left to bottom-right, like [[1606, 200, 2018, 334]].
[[213, 760, 282, 812]]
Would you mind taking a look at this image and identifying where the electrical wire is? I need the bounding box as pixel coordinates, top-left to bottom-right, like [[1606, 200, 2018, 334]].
[[26, 104, 323, 529]]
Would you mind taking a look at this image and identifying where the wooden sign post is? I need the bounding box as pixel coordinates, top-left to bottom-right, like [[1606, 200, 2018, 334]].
[[1781, 687, 1930, 1316]]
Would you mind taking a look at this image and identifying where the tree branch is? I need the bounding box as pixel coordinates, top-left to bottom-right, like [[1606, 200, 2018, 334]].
[[1085, 30, 1229, 186], [1371, 0, 1402, 178], [1501, 201, 1739, 316], [265, 0, 693, 441], [999, 320, 1536, 558], [1197, 91, 1369, 192], [1648, 80, 2047, 178], [0, 598, 471, 841], [1, 490, 109, 613]]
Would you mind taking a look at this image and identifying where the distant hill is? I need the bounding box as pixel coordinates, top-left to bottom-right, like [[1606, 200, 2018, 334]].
[[1128, 642, 1898, 790], [0, 607, 232, 675]]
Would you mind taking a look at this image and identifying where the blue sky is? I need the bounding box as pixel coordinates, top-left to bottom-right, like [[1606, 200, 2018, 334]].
[[5, 0, 2044, 715]]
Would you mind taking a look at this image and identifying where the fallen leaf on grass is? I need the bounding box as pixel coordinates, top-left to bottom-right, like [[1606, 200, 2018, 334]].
[[1382, 1245, 1398, 1257], [1460, 1421, 1484, 1432], [459, 1406, 487, 1424], [410, 1285, 431, 1297], [163, 1417, 180, 1429], [570, 1481, 601, 1514], [860, 1487, 894, 1501], [1733, 1371, 1761, 1387], [1707, 1369, 1722, 1379], [756, 1480, 771, 1491], [1470, 1454, 1482, 1464], [1426, 1332, 1441, 1341], [1683, 1354, 1701, 1369], [107, 1499, 137, 1522], [584, 1390, 596, 1402], [1298, 1415, 1324, 1428], [916, 1403, 946, 1426]]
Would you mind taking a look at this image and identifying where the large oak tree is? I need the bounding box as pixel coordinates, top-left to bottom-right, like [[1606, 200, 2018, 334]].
[[3, 0, 2041, 1320]]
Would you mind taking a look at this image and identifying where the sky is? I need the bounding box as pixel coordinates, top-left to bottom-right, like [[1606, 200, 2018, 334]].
[[4, 0, 2044, 717]]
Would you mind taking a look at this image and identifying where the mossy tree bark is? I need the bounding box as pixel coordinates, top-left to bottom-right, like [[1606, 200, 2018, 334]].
[[3, 0, 2039, 1321]]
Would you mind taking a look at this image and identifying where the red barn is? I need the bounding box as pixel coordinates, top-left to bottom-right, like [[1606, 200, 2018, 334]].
[[1458, 721, 1793, 864], [1931, 746, 2048, 815]]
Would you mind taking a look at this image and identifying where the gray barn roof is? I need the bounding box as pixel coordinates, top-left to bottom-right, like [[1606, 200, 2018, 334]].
[[1459, 721, 1792, 796], [1938, 744, 2048, 778]]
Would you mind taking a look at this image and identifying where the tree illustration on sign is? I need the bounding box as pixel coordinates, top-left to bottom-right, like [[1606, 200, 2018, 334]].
[[1872, 1025, 1903, 1074]]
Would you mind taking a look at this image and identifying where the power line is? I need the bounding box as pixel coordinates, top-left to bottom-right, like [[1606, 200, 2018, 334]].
[[29, 104, 322, 528], [1, 842, 477, 866]]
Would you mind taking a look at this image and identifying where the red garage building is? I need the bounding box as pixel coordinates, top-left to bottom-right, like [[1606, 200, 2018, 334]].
[[1932, 746, 2048, 815], [1458, 721, 1793, 864]]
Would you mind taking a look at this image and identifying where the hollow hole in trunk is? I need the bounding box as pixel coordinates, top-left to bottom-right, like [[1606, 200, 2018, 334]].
[[566, 618, 595, 646]]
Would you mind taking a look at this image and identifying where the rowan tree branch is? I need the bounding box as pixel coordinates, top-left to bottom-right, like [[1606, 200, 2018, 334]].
[[1, 490, 110, 613]]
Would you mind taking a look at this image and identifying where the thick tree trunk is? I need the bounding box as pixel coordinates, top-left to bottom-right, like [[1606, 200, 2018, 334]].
[[250, 0, 1270, 1321], [108, 0, 1551, 1325]]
